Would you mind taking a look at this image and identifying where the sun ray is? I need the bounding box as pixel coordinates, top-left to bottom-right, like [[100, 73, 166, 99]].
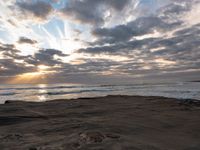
[[8, 65, 55, 84], [8, 72, 47, 84]]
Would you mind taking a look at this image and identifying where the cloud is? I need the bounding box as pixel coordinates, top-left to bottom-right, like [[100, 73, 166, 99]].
[[78, 38, 156, 54], [91, 16, 181, 45], [0, 43, 18, 53], [1, 0, 200, 83], [78, 23, 200, 73], [0, 43, 68, 77], [60, 0, 131, 25], [17, 37, 38, 45], [0, 43, 33, 76], [0, 58, 36, 76], [25, 49, 68, 66], [16, 0, 54, 21], [50, 0, 60, 3], [75, 0, 200, 81], [0, 42, 25, 60], [78, 0, 199, 52]]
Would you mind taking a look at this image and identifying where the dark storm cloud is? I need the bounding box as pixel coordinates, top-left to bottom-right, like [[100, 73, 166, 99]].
[[17, 37, 38, 45], [61, 0, 130, 25], [16, 0, 53, 21]]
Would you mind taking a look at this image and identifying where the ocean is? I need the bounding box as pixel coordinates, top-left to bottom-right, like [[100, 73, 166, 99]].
[[0, 82, 200, 104]]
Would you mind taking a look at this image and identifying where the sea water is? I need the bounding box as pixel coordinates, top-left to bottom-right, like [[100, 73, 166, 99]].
[[0, 82, 200, 104]]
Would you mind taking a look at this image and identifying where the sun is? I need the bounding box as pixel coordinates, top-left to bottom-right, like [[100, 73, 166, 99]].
[[8, 72, 46, 84], [8, 65, 53, 84], [37, 65, 50, 73]]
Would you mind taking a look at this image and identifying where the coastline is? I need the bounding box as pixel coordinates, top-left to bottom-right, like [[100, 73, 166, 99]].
[[0, 95, 200, 150]]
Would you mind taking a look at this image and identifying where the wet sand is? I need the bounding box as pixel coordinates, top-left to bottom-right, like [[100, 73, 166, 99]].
[[0, 95, 200, 150]]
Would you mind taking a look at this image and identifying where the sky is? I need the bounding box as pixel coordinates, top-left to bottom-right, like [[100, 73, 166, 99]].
[[0, 0, 200, 84]]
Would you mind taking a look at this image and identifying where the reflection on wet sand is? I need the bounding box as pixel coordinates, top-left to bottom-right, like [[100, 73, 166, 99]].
[[37, 84, 47, 102]]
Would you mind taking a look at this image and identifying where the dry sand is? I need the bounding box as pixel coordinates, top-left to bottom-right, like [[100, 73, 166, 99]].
[[0, 95, 200, 150]]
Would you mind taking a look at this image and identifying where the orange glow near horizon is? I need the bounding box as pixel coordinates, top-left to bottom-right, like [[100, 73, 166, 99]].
[[7, 65, 54, 84], [8, 72, 47, 84]]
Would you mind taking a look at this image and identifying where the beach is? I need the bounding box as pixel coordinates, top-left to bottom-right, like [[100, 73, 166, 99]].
[[0, 95, 200, 150]]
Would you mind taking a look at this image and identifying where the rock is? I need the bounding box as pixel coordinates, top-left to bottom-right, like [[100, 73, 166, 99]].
[[79, 131, 105, 144], [29, 147, 37, 150], [4, 101, 11, 104], [105, 133, 120, 139], [1, 134, 23, 142]]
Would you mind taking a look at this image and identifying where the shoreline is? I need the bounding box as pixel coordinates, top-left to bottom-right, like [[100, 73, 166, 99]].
[[4, 94, 200, 105], [0, 95, 200, 149], [3, 95, 184, 104]]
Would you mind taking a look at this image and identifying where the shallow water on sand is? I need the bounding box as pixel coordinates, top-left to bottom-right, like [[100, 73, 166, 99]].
[[0, 82, 200, 104]]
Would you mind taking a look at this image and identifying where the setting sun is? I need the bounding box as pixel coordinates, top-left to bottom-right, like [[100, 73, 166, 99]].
[[38, 65, 50, 71], [7, 64, 56, 84], [8, 72, 46, 84], [8, 66, 54, 84]]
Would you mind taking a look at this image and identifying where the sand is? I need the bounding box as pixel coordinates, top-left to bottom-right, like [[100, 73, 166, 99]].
[[0, 95, 200, 150]]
